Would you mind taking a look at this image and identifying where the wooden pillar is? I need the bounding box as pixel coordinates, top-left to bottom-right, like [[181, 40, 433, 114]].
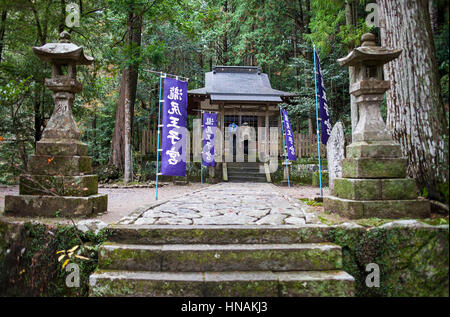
[[220, 103, 225, 163], [278, 114, 282, 157], [265, 105, 269, 157], [257, 114, 263, 155]]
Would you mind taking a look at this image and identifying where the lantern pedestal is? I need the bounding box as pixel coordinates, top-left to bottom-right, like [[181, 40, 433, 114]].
[[4, 31, 107, 218], [323, 33, 430, 219]]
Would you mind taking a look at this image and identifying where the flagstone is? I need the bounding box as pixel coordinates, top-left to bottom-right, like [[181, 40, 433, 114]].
[[154, 217, 193, 225], [193, 214, 256, 225], [118, 183, 319, 226], [134, 217, 156, 225], [284, 217, 307, 225], [255, 214, 287, 225]]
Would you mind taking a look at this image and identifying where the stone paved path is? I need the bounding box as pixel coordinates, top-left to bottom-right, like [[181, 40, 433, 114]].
[[117, 182, 319, 226]]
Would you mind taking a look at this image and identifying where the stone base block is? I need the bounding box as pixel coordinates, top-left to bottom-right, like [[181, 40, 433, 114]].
[[35, 139, 88, 156], [19, 174, 98, 197], [323, 196, 430, 219], [333, 178, 418, 200], [342, 157, 407, 178], [206, 177, 219, 184], [28, 154, 92, 175], [4, 194, 107, 218], [346, 141, 402, 158]]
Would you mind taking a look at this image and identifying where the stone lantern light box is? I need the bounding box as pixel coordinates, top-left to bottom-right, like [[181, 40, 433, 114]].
[[4, 31, 107, 217], [323, 33, 430, 219]]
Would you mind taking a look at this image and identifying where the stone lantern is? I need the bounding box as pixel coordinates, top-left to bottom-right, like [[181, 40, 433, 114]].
[[5, 31, 107, 217], [323, 33, 430, 219]]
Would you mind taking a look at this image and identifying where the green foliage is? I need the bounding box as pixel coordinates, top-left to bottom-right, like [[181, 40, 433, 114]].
[[0, 0, 447, 185], [0, 77, 35, 183], [0, 220, 110, 296]]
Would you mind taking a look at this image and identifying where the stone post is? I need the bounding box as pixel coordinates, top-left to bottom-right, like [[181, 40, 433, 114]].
[[4, 31, 107, 217], [323, 33, 430, 219]]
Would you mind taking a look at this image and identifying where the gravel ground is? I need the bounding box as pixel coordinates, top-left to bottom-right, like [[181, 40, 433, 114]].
[[275, 184, 330, 200], [0, 183, 209, 224], [0, 183, 327, 224]]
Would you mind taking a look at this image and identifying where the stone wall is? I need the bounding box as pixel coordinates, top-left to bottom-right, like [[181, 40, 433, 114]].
[[328, 220, 449, 297], [0, 217, 109, 296], [0, 217, 447, 296]]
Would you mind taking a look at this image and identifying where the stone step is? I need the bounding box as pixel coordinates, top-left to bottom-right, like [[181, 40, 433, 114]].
[[227, 170, 265, 176], [89, 270, 355, 297], [228, 169, 263, 175], [227, 162, 261, 166], [228, 178, 266, 183], [227, 176, 266, 182], [98, 243, 342, 272], [228, 164, 261, 168], [227, 174, 267, 181], [107, 225, 332, 245]]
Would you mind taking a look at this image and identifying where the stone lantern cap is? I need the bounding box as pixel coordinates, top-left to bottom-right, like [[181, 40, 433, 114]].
[[33, 31, 93, 65], [337, 33, 401, 67]]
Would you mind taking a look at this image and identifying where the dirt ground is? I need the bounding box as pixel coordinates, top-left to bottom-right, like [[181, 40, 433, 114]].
[[275, 184, 329, 200], [0, 183, 329, 224]]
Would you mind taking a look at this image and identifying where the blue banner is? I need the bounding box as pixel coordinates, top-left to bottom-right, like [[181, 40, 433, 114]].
[[281, 109, 297, 161], [314, 51, 332, 145], [202, 113, 217, 166], [161, 77, 187, 176]]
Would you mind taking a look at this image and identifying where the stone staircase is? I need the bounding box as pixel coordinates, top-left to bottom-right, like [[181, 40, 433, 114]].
[[89, 225, 355, 297], [227, 162, 267, 183]]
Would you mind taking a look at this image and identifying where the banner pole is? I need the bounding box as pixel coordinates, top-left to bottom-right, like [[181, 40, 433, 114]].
[[313, 45, 323, 197], [200, 110, 203, 185], [279, 106, 290, 187], [155, 73, 164, 200]]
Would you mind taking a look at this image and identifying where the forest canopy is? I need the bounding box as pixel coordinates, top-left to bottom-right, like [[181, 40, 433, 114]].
[[0, 0, 448, 201]]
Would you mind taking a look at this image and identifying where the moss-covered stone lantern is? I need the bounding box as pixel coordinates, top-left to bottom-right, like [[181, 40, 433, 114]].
[[323, 33, 430, 219], [5, 31, 107, 217]]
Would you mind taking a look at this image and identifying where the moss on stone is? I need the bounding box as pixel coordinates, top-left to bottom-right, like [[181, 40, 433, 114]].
[[328, 224, 449, 297], [312, 171, 329, 187], [0, 218, 110, 296]]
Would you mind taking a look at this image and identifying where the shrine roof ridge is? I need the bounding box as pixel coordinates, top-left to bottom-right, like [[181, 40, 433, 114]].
[[188, 65, 296, 103]]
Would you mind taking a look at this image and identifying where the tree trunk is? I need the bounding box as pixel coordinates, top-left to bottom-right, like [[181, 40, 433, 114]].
[[0, 9, 7, 63], [59, 0, 65, 33], [428, 0, 438, 35], [378, 0, 449, 202], [308, 117, 313, 136], [345, 0, 359, 141], [109, 11, 142, 178]]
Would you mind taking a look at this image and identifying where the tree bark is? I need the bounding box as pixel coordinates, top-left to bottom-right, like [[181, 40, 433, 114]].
[[345, 0, 359, 141], [59, 0, 65, 33], [377, 0, 449, 201], [428, 0, 438, 35], [109, 11, 142, 178], [0, 9, 7, 63]]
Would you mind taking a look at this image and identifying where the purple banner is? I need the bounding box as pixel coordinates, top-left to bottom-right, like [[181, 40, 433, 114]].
[[281, 109, 297, 161], [314, 50, 332, 145], [202, 113, 217, 166], [161, 77, 187, 176]]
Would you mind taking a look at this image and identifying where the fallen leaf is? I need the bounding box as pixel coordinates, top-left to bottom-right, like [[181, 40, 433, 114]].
[[74, 255, 89, 260], [61, 259, 70, 270], [68, 245, 79, 253]]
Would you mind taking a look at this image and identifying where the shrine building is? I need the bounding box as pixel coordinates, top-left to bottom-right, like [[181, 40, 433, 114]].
[[188, 65, 296, 182]]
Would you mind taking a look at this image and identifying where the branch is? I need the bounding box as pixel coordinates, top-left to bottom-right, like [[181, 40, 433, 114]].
[[429, 199, 449, 214], [112, 30, 129, 47]]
